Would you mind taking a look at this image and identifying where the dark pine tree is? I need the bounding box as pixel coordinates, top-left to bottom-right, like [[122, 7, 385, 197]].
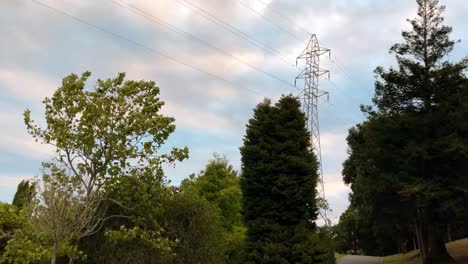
[[343, 0, 468, 263], [240, 95, 334, 264], [12, 180, 35, 208]]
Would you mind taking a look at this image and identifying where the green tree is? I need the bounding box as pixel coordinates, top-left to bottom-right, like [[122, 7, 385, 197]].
[[240, 95, 334, 263], [343, 0, 468, 263], [20, 72, 189, 263], [28, 163, 102, 264], [24, 71, 188, 196], [162, 189, 224, 264], [182, 154, 246, 263], [333, 206, 360, 254], [0, 203, 23, 256], [88, 173, 173, 264], [0, 203, 51, 264], [12, 180, 35, 209]]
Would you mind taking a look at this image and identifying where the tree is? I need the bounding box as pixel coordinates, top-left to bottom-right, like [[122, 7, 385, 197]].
[[83, 171, 173, 264], [21, 71, 189, 263], [0, 203, 23, 255], [162, 189, 225, 264], [24, 71, 188, 196], [240, 95, 334, 263], [343, 1, 468, 263], [29, 163, 102, 264], [182, 154, 246, 263], [12, 180, 35, 209]]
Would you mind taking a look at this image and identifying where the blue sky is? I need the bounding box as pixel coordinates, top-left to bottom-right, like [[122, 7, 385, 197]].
[[1, 0, 467, 223]]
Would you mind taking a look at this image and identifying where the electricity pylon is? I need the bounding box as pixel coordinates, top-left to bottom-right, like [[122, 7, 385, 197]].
[[295, 34, 331, 225]]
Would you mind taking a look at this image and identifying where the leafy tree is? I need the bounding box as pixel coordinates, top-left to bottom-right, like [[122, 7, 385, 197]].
[[82, 171, 173, 264], [343, 0, 468, 263], [0, 203, 23, 256], [27, 163, 102, 264], [333, 206, 360, 254], [0, 204, 51, 264], [12, 180, 35, 209], [182, 154, 246, 263], [19, 71, 189, 262], [162, 189, 224, 264], [23, 71, 188, 196], [240, 95, 334, 263], [0, 227, 51, 264]]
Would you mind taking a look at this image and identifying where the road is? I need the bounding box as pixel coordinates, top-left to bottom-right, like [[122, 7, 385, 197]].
[[337, 255, 382, 264]]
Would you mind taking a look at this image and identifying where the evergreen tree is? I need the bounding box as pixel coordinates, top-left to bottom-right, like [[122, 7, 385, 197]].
[[12, 180, 35, 209], [240, 95, 334, 263], [344, 0, 468, 263]]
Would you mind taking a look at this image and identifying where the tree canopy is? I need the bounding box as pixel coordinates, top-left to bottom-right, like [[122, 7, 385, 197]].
[[240, 95, 334, 263], [342, 0, 468, 262]]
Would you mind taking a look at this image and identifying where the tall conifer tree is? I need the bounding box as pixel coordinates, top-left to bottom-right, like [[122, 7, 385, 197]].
[[240, 95, 334, 263], [344, 0, 468, 263]]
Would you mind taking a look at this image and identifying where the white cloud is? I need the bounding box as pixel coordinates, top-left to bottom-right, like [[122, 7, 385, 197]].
[[0, 66, 58, 102], [161, 99, 238, 135], [324, 180, 350, 198], [320, 131, 348, 161], [0, 111, 55, 159], [0, 175, 35, 189], [2, 0, 467, 218]]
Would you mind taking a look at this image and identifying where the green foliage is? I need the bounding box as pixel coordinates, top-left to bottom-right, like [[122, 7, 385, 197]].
[[182, 154, 246, 263], [162, 190, 225, 264], [12, 181, 35, 209], [17, 71, 191, 263], [0, 203, 23, 256], [0, 227, 50, 264], [333, 206, 360, 253], [81, 172, 172, 264], [26, 163, 103, 263], [240, 95, 334, 263], [343, 0, 468, 260], [23, 71, 188, 194]]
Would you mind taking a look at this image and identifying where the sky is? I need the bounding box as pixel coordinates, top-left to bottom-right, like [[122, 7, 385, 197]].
[[1, 0, 467, 223]]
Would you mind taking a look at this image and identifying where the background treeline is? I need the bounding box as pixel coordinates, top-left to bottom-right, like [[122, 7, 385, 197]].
[[333, 0, 468, 263], [0, 69, 334, 263]]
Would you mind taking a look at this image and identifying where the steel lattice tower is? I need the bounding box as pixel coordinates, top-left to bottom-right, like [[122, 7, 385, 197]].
[[295, 34, 330, 224]]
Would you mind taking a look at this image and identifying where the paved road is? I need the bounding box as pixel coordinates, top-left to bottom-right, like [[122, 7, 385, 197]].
[[337, 255, 381, 264]]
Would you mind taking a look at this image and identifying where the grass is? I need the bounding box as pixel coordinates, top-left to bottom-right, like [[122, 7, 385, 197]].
[[382, 238, 468, 263], [382, 250, 420, 263], [335, 253, 346, 260]]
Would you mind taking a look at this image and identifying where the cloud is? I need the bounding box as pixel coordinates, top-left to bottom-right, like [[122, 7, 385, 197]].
[[0, 175, 35, 189], [0, 175, 37, 203], [321, 131, 348, 161], [0, 111, 55, 159], [1, 0, 467, 219], [324, 180, 350, 198], [161, 99, 239, 135], [0, 66, 59, 102]]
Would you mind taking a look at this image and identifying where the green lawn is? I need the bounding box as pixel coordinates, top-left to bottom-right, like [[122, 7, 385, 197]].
[[382, 250, 419, 263], [383, 238, 468, 263], [334, 253, 346, 260]]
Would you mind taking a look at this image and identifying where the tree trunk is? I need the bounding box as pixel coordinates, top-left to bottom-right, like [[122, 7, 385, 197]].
[[423, 232, 454, 264], [415, 208, 428, 261], [447, 224, 452, 242], [51, 241, 57, 264]]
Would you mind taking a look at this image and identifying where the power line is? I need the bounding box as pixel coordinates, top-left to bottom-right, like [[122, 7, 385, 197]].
[[30, 0, 263, 95], [176, 0, 299, 69], [237, 0, 306, 44], [111, 0, 297, 89], [328, 57, 375, 95], [254, 0, 311, 35]]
